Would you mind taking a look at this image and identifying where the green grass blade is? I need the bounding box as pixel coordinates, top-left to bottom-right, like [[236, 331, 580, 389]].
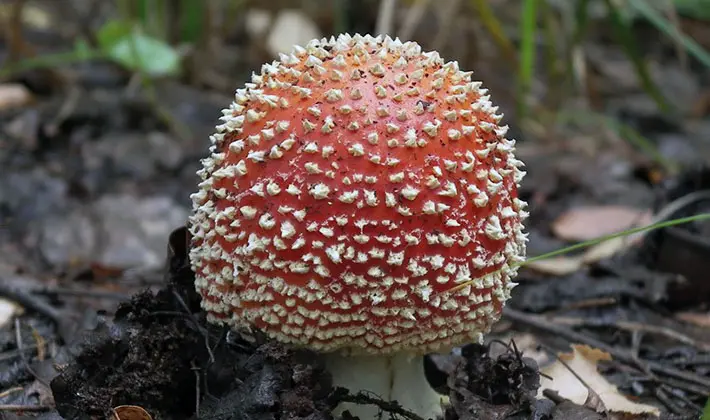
[[555, 109, 678, 173], [629, 0, 710, 68], [0, 49, 106, 78], [518, 0, 537, 120], [602, 0, 671, 113], [180, 0, 204, 43], [572, 0, 591, 46], [674, 0, 710, 20], [559, 0, 591, 96], [469, 0, 518, 66], [524, 213, 710, 265], [445, 212, 710, 294]]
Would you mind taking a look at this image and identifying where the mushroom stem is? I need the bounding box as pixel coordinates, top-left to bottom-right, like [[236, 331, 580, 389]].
[[325, 351, 445, 420]]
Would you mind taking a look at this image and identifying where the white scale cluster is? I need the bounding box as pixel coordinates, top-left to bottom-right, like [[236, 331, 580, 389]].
[[188, 33, 528, 357]]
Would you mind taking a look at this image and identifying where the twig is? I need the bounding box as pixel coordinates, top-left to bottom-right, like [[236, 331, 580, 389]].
[[0, 280, 62, 324], [14, 319, 50, 389], [0, 404, 52, 412], [503, 308, 710, 392], [0, 344, 37, 363], [192, 361, 201, 416], [31, 286, 131, 301], [654, 385, 686, 415], [652, 376, 710, 398], [0, 387, 23, 399], [546, 316, 710, 352], [540, 342, 608, 412], [375, 0, 397, 36], [544, 297, 618, 314], [171, 288, 215, 363], [332, 389, 426, 420], [44, 86, 82, 137], [660, 383, 703, 413]]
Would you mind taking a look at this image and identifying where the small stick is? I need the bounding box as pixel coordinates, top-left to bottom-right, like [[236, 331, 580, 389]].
[[14, 319, 51, 389], [0, 404, 52, 412], [0, 344, 37, 363], [546, 316, 710, 351], [333, 390, 426, 420], [31, 286, 131, 301], [503, 308, 710, 392], [0, 280, 62, 324]]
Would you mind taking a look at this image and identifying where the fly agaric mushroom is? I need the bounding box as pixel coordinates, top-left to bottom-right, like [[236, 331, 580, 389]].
[[188, 34, 527, 420]]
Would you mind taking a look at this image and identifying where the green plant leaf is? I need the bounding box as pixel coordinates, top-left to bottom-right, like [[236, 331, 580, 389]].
[[73, 38, 93, 60], [702, 396, 710, 420], [602, 0, 671, 113], [97, 20, 134, 50], [673, 0, 710, 20], [108, 33, 180, 76], [630, 0, 710, 68], [97, 20, 180, 76], [180, 0, 204, 43], [469, 0, 518, 66]]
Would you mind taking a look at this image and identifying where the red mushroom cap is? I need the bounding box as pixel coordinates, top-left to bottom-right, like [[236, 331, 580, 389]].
[[189, 34, 528, 355]]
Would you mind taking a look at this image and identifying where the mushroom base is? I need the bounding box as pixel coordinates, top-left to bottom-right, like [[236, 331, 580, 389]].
[[324, 351, 446, 420]]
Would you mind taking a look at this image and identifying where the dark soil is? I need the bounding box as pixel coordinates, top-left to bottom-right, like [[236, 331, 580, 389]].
[[47, 227, 337, 420]]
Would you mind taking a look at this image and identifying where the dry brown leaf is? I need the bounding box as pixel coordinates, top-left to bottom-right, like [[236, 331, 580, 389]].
[[580, 236, 628, 264], [112, 405, 153, 420], [552, 206, 651, 242], [26, 379, 54, 406], [539, 344, 660, 417], [525, 256, 583, 276], [0, 83, 33, 111], [528, 224, 646, 277], [676, 311, 710, 328], [0, 297, 22, 328]]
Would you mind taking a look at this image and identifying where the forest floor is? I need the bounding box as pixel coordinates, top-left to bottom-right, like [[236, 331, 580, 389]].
[[0, 1, 709, 419]]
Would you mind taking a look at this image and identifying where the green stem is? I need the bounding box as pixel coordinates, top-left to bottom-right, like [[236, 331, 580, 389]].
[[523, 213, 710, 265], [0, 50, 107, 79], [518, 0, 537, 120], [445, 212, 710, 294]]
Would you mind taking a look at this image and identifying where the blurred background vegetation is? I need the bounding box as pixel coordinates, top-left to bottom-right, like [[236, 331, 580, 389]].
[[0, 0, 707, 184], [3, 0, 710, 176]]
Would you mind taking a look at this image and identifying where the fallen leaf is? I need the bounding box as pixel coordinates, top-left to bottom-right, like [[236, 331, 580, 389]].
[[551, 400, 605, 420], [580, 236, 629, 263], [25, 379, 54, 406], [676, 311, 710, 328], [552, 206, 651, 242], [539, 344, 660, 417], [0, 297, 22, 328], [525, 256, 584, 276], [0, 83, 33, 111], [112, 405, 152, 420], [526, 233, 642, 276]]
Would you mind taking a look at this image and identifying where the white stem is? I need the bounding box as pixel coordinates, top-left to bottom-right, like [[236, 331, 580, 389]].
[[324, 351, 445, 420]]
